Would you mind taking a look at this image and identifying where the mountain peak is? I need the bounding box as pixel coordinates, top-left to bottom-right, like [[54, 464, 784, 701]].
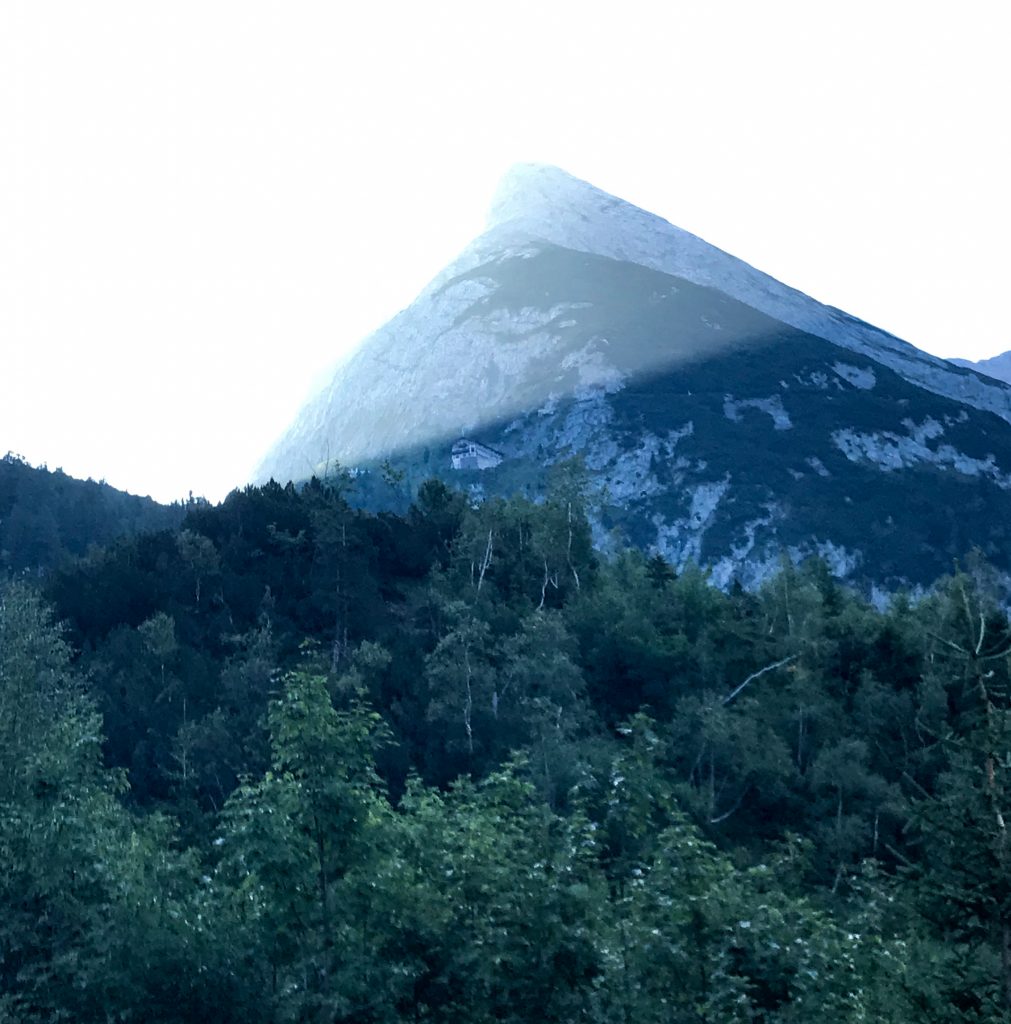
[[256, 162, 1011, 591], [476, 165, 1011, 424], [486, 163, 623, 231], [484, 162, 691, 265]]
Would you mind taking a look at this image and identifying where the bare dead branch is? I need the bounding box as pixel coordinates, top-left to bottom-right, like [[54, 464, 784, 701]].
[[710, 785, 750, 825], [926, 631, 970, 658], [722, 654, 799, 706]]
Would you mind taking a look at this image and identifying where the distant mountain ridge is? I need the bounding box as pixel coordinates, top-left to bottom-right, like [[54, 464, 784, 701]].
[[256, 165, 1011, 591], [948, 350, 1011, 386]]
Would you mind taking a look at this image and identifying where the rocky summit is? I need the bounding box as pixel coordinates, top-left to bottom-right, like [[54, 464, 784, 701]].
[[256, 164, 1011, 592]]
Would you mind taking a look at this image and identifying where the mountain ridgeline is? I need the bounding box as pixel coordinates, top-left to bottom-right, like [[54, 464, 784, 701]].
[[258, 164, 1011, 593]]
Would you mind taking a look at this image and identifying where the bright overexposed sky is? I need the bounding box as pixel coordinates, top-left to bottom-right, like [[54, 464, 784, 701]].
[[2, 1, 1008, 502]]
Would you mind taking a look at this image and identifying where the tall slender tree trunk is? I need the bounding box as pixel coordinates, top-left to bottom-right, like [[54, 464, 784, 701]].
[[1002, 920, 1011, 1012]]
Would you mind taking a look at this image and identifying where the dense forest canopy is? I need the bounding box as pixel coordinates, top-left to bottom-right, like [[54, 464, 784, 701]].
[[3, 468, 1011, 1020]]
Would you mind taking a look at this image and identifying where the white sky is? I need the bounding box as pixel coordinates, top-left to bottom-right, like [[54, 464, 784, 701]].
[[1, 1, 1008, 503]]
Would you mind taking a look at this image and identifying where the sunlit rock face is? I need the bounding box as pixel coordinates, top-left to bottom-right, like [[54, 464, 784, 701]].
[[256, 166, 1011, 591]]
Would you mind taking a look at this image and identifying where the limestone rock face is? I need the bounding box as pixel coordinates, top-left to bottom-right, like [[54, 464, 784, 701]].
[[256, 166, 1011, 591]]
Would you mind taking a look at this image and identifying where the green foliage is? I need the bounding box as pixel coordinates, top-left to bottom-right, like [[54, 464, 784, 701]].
[[0, 583, 215, 1020], [213, 667, 398, 1020], [899, 568, 1011, 1018], [6, 478, 1011, 1020]]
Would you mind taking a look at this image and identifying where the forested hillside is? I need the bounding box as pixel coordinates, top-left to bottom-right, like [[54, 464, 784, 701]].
[[2, 470, 1010, 1020], [0, 452, 185, 573]]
